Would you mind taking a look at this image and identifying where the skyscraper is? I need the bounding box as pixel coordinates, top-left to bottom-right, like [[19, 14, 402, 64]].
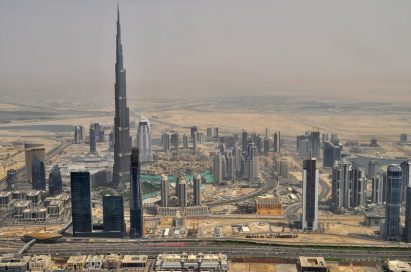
[[178, 179, 187, 208], [136, 117, 152, 162], [226, 154, 235, 180], [171, 132, 180, 152], [245, 143, 259, 181], [372, 176, 383, 205], [367, 160, 378, 179], [103, 195, 125, 236], [310, 131, 321, 159], [160, 174, 169, 207], [193, 131, 198, 154], [162, 132, 170, 153], [385, 164, 402, 241], [71, 172, 92, 236], [233, 144, 242, 174], [74, 126, 83, 144], [32, 156, 46, 190], [113, 6, 132, 187], [193, 174, 201, 206], [183, 134, 188, 149], [242, 130, 248, 152], [351, 166, 367, 207], [302, 158, 318, 231], [48, 165, 62, 196], [263, 137, 270, 156], [6, 169, 17, 191], [323, 141, 342, 168], [213, 153, 223, 184], [405, 183, 411, 242], [190, 126, 198, 139], [332, 160, 351, 210], [400, 161, 411, 203], [25, 144, 45, 182], [273, 132, 281, 153], [89, 124, 97, 153], [130, 148, 143, 238]]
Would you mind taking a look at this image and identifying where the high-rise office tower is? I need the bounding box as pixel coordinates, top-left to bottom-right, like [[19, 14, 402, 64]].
[[400, 133, 408, 144], [6, 169, 17, 191], [160, 174, 169, 207], [351, 166, 367, 207], [48, 165, 62, 196], [322, 133, 329, 143], [323, 141, 342, 167], [207, 127, 219, 138], [113, 6, 132, 187], [310, 131, 321, 159], [265, 128, 271, 138], [245, 143, 259, 181], [175, 174, 184, 197], [190, 126, 198, 139], [405, 183, 411, 242], [213, 153, 223, 184], [103, 195, 125, 236], [382, 171, 388, 203], [263, 137, 270, 156], [130, 148, 143, 238], [385, 164, 402, 241], [193, 132, 198, 154], [367, 160, 378, 179], [74, 126, 83, 144], [193, 174, 201, 206], [25, 144, 45, 182], [233, 145, 242, 173], [171, 132, 180, 152], [332, 161, 352, 209], [400, 161, 411, 203], [89, 124, 97, 153], [221, 156, 227, 179], [273, 132, 281, 153], [136, 117, 152, 162], [279, 159, 289, 178], [302, 158, 318, 231], [162, 132, 170, 153], [71, 172, 92, 236], [183, 134, 188, 149], [330, 134, 339, 145], [242, 130, 248, 152], [178, 179, 187, 208], [218, 143, 226, 155], [32, 156, 46, 190], [226, 155, 235, 180], [372, 176, 383, 205]]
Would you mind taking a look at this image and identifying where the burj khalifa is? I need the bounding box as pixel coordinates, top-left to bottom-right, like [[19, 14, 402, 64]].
[[113, 5, 132, 187]]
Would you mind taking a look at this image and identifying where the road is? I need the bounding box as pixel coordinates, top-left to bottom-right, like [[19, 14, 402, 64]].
[[205, 169, 278, 207], [0, 141, 71, 190], [26, 240, 411, 261]]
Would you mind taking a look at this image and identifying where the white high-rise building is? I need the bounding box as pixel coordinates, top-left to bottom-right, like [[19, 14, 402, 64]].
[[136, 117, 153, 162]]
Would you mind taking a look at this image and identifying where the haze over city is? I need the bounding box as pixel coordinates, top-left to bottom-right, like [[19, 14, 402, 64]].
[[1, 0, 411, 102]]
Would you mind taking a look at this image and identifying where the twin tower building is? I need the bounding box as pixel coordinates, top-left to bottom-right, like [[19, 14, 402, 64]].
[[71, 7, 143, 238]]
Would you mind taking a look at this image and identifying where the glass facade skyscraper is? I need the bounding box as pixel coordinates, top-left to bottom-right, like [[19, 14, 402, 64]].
[[71, 172, 92, 236]]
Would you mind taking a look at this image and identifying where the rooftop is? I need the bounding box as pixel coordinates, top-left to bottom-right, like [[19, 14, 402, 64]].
[[387, 260, 411, 272], [67, 255, 87, 264], [121, 255, 148, 263], [299, 257, 327, 268]]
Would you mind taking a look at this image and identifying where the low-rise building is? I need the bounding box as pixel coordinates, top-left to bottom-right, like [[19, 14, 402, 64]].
[[387, 260, 411, 272], [0, 254, 30, 272], [0, 192, 12, 207], [255, 195, 282, 215], [155, 253, 228, 272], [46, 260, 67, 272], [298, 256, 328, 272], [103, 253, 122, 270], [120, 255, 148, 271], [66, 255, 87, 271], [29, 254, 52, 271], [84, 255, 104, 270]]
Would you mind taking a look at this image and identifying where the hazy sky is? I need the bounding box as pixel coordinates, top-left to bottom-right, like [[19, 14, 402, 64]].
[[1, 0, 411, 101]]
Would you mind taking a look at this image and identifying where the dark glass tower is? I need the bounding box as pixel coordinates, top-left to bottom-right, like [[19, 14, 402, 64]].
[[113, 6, 132, 187], [103, 195, 125, 236], [302, 158, 318, 231], [48, 165, 62, 196], [385, 164, 401, 241], [32, 156, 46, 190], [130, 148, 143, 238], [71, 172, 92, 236]]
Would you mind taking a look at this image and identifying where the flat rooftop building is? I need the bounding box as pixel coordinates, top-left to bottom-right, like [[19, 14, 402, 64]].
[[120, 255, 148, 271], [29, 254, 51, 271], [0, 254, 30, 272], [155, 253, 228, 272], [66, 255, 87, 271], [255, 194, 282, 215], [387, 260, 411, 272], [298, 256, 328, 272]]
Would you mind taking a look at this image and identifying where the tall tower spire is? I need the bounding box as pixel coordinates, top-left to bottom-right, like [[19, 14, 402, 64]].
[[113, 5, 132, 188]]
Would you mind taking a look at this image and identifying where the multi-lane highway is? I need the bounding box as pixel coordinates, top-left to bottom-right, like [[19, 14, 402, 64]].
[[26, 240, 411, 261]]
